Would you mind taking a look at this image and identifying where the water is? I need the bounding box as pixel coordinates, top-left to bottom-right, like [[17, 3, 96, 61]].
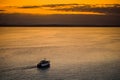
[[0, 27, 120, 80]]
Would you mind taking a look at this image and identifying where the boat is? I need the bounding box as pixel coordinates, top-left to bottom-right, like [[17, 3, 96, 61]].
[[37, 59, 50, 68]]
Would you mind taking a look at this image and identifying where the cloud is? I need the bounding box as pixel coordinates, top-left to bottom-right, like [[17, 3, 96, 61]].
[[16, 4, 79, 9], [47, 4, 120, 15], [18, 6, 40, 8], [6, 4, 120, 15], [0, 10, 5, 12], [41, 4, 79, 8]]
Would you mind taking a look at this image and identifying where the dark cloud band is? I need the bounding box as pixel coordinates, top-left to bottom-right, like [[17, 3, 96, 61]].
[[18, 6, 40, 8], [0, 10, 5, 12], [6, 4, 120, 15], [46, 4, 120, 15]]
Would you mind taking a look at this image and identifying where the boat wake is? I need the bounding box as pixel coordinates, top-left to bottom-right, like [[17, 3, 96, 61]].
[[0, 65, 37, 73]]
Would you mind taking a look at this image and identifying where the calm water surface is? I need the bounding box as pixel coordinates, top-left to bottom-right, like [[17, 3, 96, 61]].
[[0, 27, 120, 80]]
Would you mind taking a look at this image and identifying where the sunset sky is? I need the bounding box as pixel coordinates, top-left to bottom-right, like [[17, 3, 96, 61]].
[[0, 0, 120, 25]]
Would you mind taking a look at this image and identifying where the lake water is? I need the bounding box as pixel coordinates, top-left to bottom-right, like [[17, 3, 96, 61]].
[[0, 27, 120, 80]]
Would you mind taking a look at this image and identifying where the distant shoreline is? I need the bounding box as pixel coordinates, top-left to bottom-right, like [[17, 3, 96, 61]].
[[0, 25, 120, 27]]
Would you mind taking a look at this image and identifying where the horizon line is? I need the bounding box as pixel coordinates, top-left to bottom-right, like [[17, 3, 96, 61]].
[[0, 24, 120, 27]]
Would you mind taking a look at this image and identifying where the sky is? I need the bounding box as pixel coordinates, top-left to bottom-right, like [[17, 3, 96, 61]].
[[0, 0, 120, 25]]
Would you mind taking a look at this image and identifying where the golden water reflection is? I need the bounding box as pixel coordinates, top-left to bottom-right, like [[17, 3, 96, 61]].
[[0, 27, 120, 68]]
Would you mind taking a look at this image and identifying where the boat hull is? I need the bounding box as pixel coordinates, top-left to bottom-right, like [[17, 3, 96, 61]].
[[37, 63, 50, 68]]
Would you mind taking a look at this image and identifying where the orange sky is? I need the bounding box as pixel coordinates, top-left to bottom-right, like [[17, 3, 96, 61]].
[[1, 0, 120, 6], [0, 0, 120, 15]]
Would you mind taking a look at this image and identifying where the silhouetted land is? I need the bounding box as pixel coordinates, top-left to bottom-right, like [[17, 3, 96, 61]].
[[0, 24, 120, 27]]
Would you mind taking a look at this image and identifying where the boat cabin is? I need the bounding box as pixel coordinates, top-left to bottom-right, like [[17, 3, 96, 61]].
[[37, 59, 50, 68]]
